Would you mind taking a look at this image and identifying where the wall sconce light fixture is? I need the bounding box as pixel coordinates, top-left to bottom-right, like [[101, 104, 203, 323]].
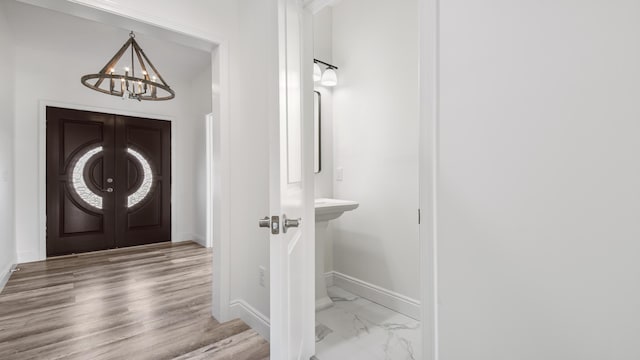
[[314, 59, 338, 87]]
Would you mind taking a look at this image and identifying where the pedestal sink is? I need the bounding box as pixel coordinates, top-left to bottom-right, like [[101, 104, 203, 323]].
[[315, 198, 359, 310]]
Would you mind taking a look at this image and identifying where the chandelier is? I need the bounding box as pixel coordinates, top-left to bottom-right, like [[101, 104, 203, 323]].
[[81, 31, 175, 101]]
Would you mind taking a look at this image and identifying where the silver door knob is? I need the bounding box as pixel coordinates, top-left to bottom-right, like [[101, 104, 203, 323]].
[[106, 178, 114, 183], [282, 215, 301, 233], [104, 187, 114, 193]]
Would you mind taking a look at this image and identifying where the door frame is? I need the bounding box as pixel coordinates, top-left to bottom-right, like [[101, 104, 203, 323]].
[[38, 100, 177, 259], [418, 0, 438, 358]]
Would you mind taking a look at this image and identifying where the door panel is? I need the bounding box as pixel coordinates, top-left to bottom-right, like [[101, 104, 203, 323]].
[[46, 107, 171, 256], [46, 107, 116, 256], [269, 0, 315, 359], [115, 115, 171, 248]]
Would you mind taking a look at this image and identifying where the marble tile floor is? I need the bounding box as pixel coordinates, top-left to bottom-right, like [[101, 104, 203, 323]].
[[314, 286, 421, 360]]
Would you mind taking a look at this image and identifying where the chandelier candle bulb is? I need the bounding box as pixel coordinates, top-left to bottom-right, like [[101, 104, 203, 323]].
[[151, 76, 157, 98]]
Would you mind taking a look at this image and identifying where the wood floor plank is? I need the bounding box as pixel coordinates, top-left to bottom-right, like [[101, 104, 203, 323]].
[[172, 329, 270, 360], [0, 241, 270, 360]]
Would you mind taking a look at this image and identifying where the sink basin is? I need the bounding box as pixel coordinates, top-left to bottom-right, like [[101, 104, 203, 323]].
[[315, 198, 359, 221]]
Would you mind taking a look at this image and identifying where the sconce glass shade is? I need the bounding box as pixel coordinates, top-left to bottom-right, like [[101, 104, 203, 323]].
[[321, 68, 338, 87], [313, 63, 322, 82]]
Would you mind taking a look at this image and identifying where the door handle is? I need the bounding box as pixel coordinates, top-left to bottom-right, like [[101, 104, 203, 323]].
[[103, 187, 114, 193], [258, 216, 280, 234], [282, 214, 301, 233]]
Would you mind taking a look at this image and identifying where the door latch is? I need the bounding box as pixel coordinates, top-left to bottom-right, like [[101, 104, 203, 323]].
[[258, 216, 280, 234]]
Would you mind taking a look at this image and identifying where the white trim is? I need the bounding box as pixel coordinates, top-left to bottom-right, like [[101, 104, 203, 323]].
[[37, 100, 178, 263], [205, 112, 215, 250], [190, 234, 206, 248], [325, 272, 334, 287], [209, 42, 232, 323], [419, 0, 439, 358], [0, 263, 16, 293], [229, 299, 271, 342], [17, 252, 38, 264], [325, 271, 421, 320]]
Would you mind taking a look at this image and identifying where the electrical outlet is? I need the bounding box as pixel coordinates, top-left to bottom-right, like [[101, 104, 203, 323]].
[[259, 266, 266, 287]]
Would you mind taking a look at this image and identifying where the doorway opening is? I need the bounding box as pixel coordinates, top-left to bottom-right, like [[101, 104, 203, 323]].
[[2, 0, 240, 355], [45, 107, 172, 257], [0, 0, 219, 263], [309, 0, 422, 358]]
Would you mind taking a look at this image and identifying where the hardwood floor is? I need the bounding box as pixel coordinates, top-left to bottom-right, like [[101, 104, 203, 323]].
[[0, 241, 270, 360]]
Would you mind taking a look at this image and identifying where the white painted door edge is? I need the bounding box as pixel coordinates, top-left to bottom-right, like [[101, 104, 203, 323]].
[[419, 0, 439, 358]]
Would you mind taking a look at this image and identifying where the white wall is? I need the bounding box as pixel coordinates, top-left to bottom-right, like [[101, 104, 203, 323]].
[[188, 65, 214, 246], [8, 2, 211, 262], [331, 0, 420, 300], [313, 7, 334, 200], [313, 7, 337, 273], [432, 1, 640, 359], [0, 3, 17, 286]]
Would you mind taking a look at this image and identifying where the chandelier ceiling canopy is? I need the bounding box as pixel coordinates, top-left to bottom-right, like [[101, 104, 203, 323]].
[[81, 31, 175, 101]]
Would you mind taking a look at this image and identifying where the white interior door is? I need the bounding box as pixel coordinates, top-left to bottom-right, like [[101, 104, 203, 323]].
[[268, 0, 315, 359]]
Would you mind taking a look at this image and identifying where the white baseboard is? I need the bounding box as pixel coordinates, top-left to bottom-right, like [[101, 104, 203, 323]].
[[325, 271, 421, 320], [172, 235, 204, 246], [229, 299, 271, 342], [191, 233, 206, 247], [0, 262, 16, 293], [325, 272, 334, 287], [17, 251, 39, 264]]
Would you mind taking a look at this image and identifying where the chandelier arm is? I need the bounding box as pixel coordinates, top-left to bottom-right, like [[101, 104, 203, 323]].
[[94, 38, 133, 89], [132, 41, 150, 80], [136, 45, 170, 87]]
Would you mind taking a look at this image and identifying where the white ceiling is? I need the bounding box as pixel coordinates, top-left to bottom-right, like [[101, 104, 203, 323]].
[[4, 1, 212, 83]]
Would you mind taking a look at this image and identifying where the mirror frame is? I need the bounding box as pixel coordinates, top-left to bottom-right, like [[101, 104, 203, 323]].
[[314, 91, 321, 173]]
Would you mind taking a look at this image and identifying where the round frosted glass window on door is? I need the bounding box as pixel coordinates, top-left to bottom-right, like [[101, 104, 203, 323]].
[[71, 146, 104, 210], [127, 148, 154, 208]]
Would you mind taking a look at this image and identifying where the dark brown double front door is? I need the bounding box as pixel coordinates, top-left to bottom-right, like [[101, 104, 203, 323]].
[[46, 107, 171, 257]]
